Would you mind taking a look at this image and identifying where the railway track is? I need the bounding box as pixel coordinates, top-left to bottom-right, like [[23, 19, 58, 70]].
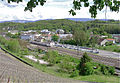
[[30, 44, 120, 69]]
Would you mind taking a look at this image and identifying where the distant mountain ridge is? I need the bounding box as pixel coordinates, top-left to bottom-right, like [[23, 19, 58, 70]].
[[0, 18, 112, 23]]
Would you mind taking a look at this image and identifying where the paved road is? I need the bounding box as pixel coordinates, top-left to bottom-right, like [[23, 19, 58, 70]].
[[98, 50, 120, 59], [0, 50, 92, 83]]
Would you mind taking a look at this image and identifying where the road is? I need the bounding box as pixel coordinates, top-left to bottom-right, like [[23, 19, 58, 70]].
[[0, 49, 91, 83], [98, 50, 120, 59]]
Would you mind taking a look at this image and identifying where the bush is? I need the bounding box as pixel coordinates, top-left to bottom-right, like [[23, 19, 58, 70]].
[[52, 35, 59, 41], [78, 53, 93, 75], [79, 62, 94, 75], [105, 41, 113, 46], [80, 52, 92, 64], [100, 65, 109, 75], [70, 70, 79, 77], [58, 60, 75, 74], [42, 51, 60, 64], [108, 66, 115, 75], [114, 49, 120, 52], [94, 71, 102, 75], [78, 52, 92, 69]]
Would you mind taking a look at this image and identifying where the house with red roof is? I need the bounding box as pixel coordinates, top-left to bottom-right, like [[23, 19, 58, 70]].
[[112, 34, 120, 43], [99, 38, 115, 46]]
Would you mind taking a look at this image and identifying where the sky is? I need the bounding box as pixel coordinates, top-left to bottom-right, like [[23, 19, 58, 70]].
[[0, 0, 120, 21]]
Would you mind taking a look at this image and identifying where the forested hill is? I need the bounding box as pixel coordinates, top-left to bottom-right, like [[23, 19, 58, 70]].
[[0, 19, 120, 34]]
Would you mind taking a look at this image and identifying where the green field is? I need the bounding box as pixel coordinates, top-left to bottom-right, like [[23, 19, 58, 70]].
[[99, 45, 120, 53]]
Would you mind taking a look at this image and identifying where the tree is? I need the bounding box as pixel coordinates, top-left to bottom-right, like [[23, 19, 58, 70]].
[[80, 52, 92, 64], [6, 0, 120, 18], [70, 0, 120, 18], [78, 52, 93, 75], [73, 29, 89, 46], [7, 39, 21, 53], [42, 50, 60, 64], [80, 62, 94, 75], [52, 35, 59, 42], [89, 35, 98, 48], [105, 41, 113, 46]]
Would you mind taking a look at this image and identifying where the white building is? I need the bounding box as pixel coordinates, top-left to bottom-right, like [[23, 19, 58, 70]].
[[56, 29, 64, 34], [21, 30, 36, 34], [58, 34, 73, 39], [100, 38, 115, 46], [8, 30, 18, 35], [20, 34, 35, 40], [49, 42, 55, 47], [41, 29, 51, 35]]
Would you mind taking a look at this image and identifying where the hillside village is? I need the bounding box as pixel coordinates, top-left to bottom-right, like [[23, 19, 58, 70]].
[[0, 20, 120, 83], [4, 29, 120, 46], [0, 27, 119, 56], [0, 0, 120, 82]]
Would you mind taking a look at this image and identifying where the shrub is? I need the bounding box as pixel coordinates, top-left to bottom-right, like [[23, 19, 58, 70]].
[[100, 65, 109, 75], [58, 60, 75, 74], [78, 52, 92, 70], [94, 71, 102, 75], [114, 49, 120, 52], [42, 51, 60, 64], [70, 70, 79, 77], [7, 39, 21, 53], [78, 53, 94, 75], [105, 41, 113, 46], [80, 52, 92, 64], [52, 35, 59, 41], [79, 62, 94, 75], [108, 66, 115, 75]]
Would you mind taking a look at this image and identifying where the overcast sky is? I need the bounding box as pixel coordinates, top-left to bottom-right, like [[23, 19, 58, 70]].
[[0, 0, 120, 21]]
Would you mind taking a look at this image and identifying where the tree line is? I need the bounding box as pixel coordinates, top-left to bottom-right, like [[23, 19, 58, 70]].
[[0, 19, 120, 34]]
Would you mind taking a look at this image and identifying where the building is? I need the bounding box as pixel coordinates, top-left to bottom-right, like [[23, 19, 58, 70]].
[[58, 34, 73, 39], [34, 34, 41, 39], [20, 34, 35, 41], [41, 29, 51, 34], [49, 41, 55, 47], [8, 30, 18, 35], [21, 30, 37, 34], [34, 37, 45, 42], [99, 38, 115, 46], [112, 34, 120, 43], [56, 29, 64, 34], [100, 35, 108, 38]]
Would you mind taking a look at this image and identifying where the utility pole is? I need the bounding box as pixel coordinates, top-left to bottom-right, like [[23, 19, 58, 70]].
[[105, 6, 107, 22], [76, 21, 79, 56]]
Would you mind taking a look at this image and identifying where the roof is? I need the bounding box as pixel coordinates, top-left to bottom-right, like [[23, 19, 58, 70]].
[[106, 39, 115, 41], [98, 38, 105, 44]]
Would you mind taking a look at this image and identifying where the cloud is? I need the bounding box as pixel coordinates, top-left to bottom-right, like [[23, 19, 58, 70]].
[[0, 0, 119, 21]]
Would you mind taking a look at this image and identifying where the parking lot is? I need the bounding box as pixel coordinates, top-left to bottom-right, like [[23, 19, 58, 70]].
[[55, 44, 99, 53], [55, 43, 120, 59]]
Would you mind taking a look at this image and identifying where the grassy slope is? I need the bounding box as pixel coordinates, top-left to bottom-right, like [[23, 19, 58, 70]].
[[99, 45, 120, 52], [0, 44, 119, 83]]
